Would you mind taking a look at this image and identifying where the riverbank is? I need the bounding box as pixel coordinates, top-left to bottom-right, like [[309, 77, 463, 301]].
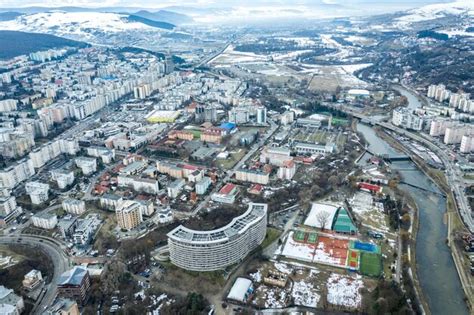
[[375, 127, 473, 312], [369, 127, 430, 314]]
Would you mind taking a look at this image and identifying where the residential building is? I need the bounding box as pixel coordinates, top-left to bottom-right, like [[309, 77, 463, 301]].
[[277, 160, 296, 180], [45, 298, 80, 315], [62, 199, 86, 215], [73, 214, 102, 245], [0, 285, 24, 315], [57, 267, 91, 305], [25, 181, 50, 205], [167, 203, 267, 271], [117, 175, 159, 194], [392, 108, 423, 131], [138, 200, 154, 216], [196, 177, 211, 195], [22, 270, 43, 291], [460, 135, 474, 153], [0, 99, 17, 112], [167, 178, 185, 198], [58, 216, 78, 239], [0, 159, 35, 189], [429, 119, 457, 137], [116, 200, 143, 230], [444, 125, 474, 144], [75, 157, 97, 175], [256, 106, 267, 124], [32, 212, 57, 229], [228, 107, 250, 124], [86, 146, 115, 164], [51, 169, 75, 189], [99, 194, 123, 211], [260, 146, 292, 167], [235, 169, 270, 185], [0, 194, 22, 226]]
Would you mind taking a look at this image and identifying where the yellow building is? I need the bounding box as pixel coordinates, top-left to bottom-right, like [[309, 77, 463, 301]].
[[146, 110, 181, 123], [116, 201, 143, 230]]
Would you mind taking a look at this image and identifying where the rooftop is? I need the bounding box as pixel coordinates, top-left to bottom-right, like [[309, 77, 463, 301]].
[[168, 203, 267, 244], [57, 266, 88, 286]]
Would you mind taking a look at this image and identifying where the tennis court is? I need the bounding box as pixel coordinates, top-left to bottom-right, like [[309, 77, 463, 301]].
[[359, 252, 382, 277], [347, 250, 359, 269], [307, 232, 318, 244], [316, 236, 349, 266], [294, 230, 306, 242]]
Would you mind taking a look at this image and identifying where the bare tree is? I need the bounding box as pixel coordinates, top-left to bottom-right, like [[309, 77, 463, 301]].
[[316, 210, 331, 230]]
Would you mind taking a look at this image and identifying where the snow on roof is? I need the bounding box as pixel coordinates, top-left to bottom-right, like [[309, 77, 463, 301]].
[[347, 89, 370, 95], [227, 277, 252, 302], [57, 266, 88, 286], [304, 203, 339, 230]]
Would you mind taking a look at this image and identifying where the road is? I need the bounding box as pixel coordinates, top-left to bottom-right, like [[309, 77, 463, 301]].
[[0, 234, 70, 314], [325, 102, 474, 233]]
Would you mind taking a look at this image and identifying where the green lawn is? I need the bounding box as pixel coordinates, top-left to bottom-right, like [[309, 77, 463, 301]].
[[260, 228, 282, 249], [359, 252, 382, 277], [216, 149, 247, 170]]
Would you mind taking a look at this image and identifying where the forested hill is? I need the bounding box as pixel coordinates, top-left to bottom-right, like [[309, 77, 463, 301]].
[[0, 30, 87, 60]]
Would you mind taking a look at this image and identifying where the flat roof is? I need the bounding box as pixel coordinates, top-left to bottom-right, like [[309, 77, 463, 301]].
[[227, 277, 252, 302], [167, 203, 267, 244], [304, 202, 339, 230]]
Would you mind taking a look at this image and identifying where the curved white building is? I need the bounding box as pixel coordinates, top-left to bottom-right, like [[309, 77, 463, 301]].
[[167, 203, 268, 271]]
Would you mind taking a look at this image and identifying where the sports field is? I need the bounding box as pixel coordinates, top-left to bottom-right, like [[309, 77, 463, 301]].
[[347, 250, 359, 269], [307, 232, 318, 244], [316, 236, 349, 267], [294, 230, 306, 242], [359, 252, 382, 277]]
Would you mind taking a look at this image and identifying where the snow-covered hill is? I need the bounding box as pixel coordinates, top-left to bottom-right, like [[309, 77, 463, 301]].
[[0, 12, 166, 44], [394, 0, 473, 28]]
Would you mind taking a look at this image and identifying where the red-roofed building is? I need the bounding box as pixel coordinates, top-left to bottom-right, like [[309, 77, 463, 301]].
[[277, 160, 296, 180], [212, 183, 239, 204], [358, 182, 382, 193], [248, 184, 263, 195]]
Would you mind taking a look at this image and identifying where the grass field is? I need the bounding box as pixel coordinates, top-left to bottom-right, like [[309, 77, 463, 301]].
[[216, 148, 247, 170], [260, 228, 282, 249], [359, 252, 382, 277]]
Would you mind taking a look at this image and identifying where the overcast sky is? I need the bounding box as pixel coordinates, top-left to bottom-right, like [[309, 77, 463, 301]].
[[0, 0, 453, 9]]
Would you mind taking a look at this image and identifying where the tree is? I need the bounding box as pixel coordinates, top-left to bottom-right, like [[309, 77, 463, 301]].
[[316, 210, 331, 230]]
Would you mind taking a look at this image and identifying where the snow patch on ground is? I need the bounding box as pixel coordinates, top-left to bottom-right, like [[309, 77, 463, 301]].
[[292, 280, 320, 307], [327, 273, 363, 308], [273, 262, 293, 274], [249, 270, 262, 283], [394, 1, 474, 28]]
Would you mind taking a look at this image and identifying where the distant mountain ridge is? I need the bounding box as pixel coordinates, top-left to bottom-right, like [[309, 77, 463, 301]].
[[0, 11, 23, 21], [0, 30, 87, 60], [133, 10, 193, 25], [126, 15, 175, 30]]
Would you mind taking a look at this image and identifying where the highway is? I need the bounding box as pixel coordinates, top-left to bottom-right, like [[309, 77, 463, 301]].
[[325, 102, 474, 232], [0, 234, 70, 314]]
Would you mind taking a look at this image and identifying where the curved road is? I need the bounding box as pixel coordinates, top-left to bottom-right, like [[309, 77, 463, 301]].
[[0, 235, 70, 314]]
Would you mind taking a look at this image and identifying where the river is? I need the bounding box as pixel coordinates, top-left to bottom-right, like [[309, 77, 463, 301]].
[[392, 85, 424, 110], [357, 122, 468, 315]]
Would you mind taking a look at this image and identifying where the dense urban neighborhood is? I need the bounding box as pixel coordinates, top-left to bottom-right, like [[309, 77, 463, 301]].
[[0, 1, 472, 314]]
